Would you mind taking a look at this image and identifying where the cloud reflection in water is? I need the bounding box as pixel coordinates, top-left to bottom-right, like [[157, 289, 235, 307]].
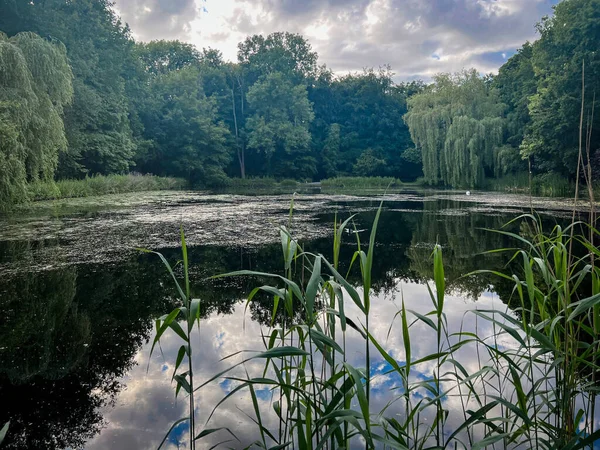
[[87, 279, 516, 449]]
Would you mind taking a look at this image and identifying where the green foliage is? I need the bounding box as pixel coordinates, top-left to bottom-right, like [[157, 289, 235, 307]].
[[485, 172, 573, 197], [524, 0, 600, 175], [406, 69, 505, 188], [136, 40, 200, 76], [321, 176, 401, 189], [4, 0, 600, 198], [26, 174, 186, 201], [320, 123, 341, 178], [1, 0, 139, 177], [0, 31, 73, 207], [246, 72, 315, 178], [237, 32, 318, 85], [352, 148, 386, 176], [137, 66, 231, 186], [494, 43, 536, 154], [311, 68, 423, 180]]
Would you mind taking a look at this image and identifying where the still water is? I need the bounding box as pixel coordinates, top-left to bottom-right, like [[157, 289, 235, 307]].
[[0, 190, 584, 449]]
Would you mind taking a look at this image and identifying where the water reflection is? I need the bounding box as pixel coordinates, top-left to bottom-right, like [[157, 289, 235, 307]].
[[0, 193, 571, 449]]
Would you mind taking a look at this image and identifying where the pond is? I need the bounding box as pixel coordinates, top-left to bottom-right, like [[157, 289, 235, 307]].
[[0, 189, 595, 449]]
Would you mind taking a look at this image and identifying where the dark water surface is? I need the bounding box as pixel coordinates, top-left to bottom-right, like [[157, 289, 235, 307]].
[[0, 190, 584, 449]]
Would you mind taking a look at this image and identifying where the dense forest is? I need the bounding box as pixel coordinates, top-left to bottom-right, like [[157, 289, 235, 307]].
[[0, 0, 599, 206]]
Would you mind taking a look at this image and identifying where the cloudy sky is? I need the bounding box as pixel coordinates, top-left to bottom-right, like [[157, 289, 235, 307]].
[[87, 280, 519, 449], [113, 0, 559, 80]]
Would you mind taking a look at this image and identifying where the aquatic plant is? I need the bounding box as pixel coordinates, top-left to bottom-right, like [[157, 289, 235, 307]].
[[0, 422, 8, 445], [149, 204, 600, 449], [26, 174, 186, 202], [321, 177, 402, 190]]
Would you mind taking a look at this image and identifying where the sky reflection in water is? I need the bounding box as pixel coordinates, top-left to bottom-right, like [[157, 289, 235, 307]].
[[87, 284, 513, 450]]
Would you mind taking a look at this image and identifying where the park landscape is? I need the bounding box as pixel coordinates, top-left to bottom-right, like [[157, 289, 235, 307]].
[[1, 0, 600, 449]]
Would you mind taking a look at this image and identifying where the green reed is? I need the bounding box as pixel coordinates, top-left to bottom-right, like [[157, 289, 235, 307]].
[[321, 177, 402, 190], [0, 421, 8, 445], [26, 174, 186, 202], [150, 205, 600, 449]]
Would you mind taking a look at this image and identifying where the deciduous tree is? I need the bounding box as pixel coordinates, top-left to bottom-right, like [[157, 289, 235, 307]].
[[0, 32, 73, 206], [406, 70, 505, 187], [246, 72, 315, 178]]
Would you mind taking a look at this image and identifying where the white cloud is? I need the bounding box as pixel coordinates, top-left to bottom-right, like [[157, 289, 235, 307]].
[[114, 0, 557, 80], [86, 277, 528, 449]]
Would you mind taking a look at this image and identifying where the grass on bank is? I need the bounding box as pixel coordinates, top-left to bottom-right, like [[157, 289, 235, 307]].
[[485, 172, 574, 197], [221, 176, 411, 192], [221, 177, 301, 190], [321, 176, 404, 189], [26, 174, 187, 201]]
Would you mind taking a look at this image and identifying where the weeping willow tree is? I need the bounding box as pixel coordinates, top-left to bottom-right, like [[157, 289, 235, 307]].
[[405, 69, 505, 188], [0, 32, 73, 207]]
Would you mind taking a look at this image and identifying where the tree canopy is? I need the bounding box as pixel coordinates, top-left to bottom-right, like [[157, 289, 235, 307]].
[[406, 70, 505, 188], [136, 66, 230, 186], [0, 31, 73, 206], [522, 0, 600, 175], [246, 72, 315, 178], [2, 0, 600, 206]]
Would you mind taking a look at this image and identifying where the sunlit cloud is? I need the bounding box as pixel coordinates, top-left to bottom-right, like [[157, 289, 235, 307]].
[[86, 278, 522, 448], [114, 0, 558, 80]]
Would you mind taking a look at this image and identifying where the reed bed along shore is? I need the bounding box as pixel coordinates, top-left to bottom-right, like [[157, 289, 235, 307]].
[[26, 174, 186, 202]]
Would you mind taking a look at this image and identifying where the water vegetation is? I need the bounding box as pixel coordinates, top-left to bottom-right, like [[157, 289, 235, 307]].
[[220, 177, 300, 191], [321, 177, 404, 190], [147, 203, 600, 449], [25, 174, 186, 202]]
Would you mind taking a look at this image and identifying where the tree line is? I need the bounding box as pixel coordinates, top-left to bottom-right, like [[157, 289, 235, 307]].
[[0, 0, 421, 205], [407, 0, 600, 188], [1, 0, 599, 207]]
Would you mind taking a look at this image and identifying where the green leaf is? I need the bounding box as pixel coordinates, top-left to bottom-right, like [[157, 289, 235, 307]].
[[571, 428, 600, 450], [304, 255, 322, 320], [321, 257, 366, 314], [254, 346, 310, 359], [343, 363, 372, 443], [195, 427, 239, 442], [212, 270, 303, 303], [172, 345, 187, 381], [446, 402, 499, 444], [568, 292, 600, 321], [401, 298, 411, 377], [189, 298, 201, 331], [169, 320, 188, 342], [157, 417, 189, 449], [433, 244, 445, 314], [148, 308, 181, 363], [174, 374, 191, 395], [0, 421, 9, 445], [472, 432, 511, 450]]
